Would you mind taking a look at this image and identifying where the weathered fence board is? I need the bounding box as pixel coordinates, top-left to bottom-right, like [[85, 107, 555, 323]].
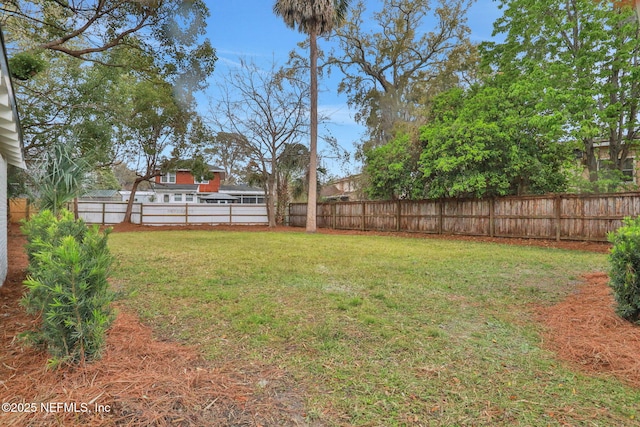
[[8, 198, 35, 223], [289, 192, 640, 241]]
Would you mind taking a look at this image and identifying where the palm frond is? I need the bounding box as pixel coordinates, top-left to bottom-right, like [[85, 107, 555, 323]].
[[273, 0, 351, 35]]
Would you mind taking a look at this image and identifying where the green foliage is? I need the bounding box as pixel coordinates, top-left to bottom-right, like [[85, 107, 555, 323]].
[[331, 0, 476, 147], [4, 0, 216, 166], [567, 164, 638, 194], [20, 210, 114, 367], [89, 167, 122, 191], [21, 210, 87, 268], [8, 51, 46, 80], [608, 217, 640, 323], [484, 0, 640, 184], [418, 83, 569, 198], [363, 133, 425, 200], [33, 141, 89, 215]]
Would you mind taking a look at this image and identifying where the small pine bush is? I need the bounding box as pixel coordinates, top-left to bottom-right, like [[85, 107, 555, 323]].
[[608, 216, 640, 324], [21, 210, 89, 311], [20, 210, 115, 367]]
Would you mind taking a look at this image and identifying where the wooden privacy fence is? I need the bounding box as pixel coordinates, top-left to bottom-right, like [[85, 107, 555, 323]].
[[75, 201, 268, 226], [289, 192, 640, 242], [8, 198, 35, 223]]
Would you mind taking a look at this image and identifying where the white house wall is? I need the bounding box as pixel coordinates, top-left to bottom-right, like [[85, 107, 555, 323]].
[[0, 154, 7, 284], [0, 58, 25, 169]]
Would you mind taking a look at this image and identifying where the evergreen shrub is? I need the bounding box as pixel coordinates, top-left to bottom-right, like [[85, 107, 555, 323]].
[[608, 216, 640, 324], [20, 210, 115, 367]]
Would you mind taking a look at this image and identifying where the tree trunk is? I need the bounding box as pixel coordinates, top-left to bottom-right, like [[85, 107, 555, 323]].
[[267, 174, 277, 228], [584, 137, 598, 183], [306, 29, 319, 233], [123, 178, 142, 224], [276, 178, 289, 225]]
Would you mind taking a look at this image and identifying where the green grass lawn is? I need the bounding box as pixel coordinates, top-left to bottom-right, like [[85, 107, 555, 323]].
[[109, 230, 640, 426]]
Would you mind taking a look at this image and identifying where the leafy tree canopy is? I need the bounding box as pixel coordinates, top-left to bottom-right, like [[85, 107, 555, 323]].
[[330, 0, 477, 148], [1, 0, 215, 90], [418, 82, 570, 198], [482, 0, 640, 182], [2, 0, 216, 170], [363, 132, 425, 200]]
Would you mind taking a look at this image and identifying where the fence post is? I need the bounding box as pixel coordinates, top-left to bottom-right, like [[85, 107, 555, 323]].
[[489, 198, 495, 237], [555, 194, 562, 242], [438, 199, 443, 234], [140, 203, 144, 225], [396, 199, 401, 231], [361, 201, 366, 231], [332, 203, 336, 229], [101, 201, 106, 225]]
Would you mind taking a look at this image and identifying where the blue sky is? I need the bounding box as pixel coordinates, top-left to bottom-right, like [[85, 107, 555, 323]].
[[201, 1, 504, 177]]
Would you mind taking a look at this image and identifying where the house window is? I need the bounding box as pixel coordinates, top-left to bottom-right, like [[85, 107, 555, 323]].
[[194, 177, 210, 184], [185, 194, 194, 202], [622, 157, 635, 181], [174, 194, 183, 202], [163, 194, 170, 203], [598, 158, 635, 182], [161, 172, 176, 183]]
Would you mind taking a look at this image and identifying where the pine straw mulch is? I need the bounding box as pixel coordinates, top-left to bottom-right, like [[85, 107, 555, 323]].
[[536, 272, 640, 388], [0, 225, 309, 426], [0, 223, 638, 426]]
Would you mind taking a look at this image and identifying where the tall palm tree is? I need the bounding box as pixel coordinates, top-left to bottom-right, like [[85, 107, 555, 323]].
[[273, 0, 350, 232]]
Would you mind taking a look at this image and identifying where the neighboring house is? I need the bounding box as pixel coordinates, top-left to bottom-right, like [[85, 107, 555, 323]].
[[152, 162, 225, 203], [583, 140, 639, 185], [0, 25, 26, 286], [320, 175, 362, 202], [119, 190, 156, 203], [79, 189, 122, 202], [219, 184, 265, 204], [149, 162, 266, 204]]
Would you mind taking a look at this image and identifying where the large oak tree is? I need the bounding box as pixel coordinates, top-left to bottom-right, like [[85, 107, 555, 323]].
[[330, 0, 476, 148]]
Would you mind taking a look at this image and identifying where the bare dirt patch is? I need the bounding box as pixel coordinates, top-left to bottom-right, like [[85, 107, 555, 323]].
[[0, 223, 635, 426]]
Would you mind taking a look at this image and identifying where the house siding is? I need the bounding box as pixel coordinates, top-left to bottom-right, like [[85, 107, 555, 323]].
[[591, 146, 639, 184], [0, 24, 26, 287], [174, 170, 221, 192], [155, 170, 222, 193], [0, 154, 7, 285]]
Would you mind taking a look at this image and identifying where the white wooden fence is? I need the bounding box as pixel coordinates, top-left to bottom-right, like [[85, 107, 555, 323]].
[[75, 201, 268, 226]]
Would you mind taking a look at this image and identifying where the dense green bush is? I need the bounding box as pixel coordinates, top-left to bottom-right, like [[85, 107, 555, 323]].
[[608, 217, 640, 323], [20, 210, 115, 367]]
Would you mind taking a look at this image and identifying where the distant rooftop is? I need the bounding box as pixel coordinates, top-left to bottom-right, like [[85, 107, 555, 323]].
[[219, 184, 264, 194], [153, 183, 199, 192], [171, 159, 225, 173]]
